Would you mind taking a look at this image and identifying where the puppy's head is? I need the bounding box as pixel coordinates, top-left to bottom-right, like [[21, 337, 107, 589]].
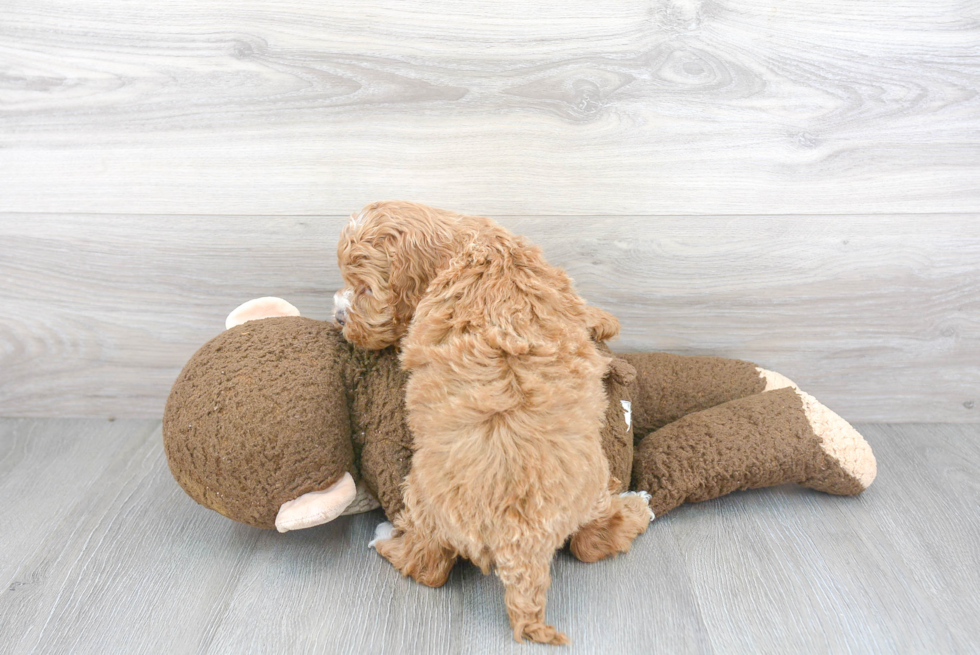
[[335, 200, 459, 349]]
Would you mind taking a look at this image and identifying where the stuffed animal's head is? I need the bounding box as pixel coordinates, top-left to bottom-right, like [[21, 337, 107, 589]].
[[163, 298, 386, 532]]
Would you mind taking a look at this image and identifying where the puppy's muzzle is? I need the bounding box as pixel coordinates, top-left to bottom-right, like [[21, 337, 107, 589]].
[[333, 289, 353, 327]]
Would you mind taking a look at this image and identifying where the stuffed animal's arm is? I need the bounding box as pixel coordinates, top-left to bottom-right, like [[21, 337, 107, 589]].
[[620, 352, 795, 436]]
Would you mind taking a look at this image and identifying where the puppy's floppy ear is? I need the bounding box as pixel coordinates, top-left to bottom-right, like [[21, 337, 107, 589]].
[[383, 228, 454, 325]]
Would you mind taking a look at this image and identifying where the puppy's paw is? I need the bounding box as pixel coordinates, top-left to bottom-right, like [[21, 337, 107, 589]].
[[571, 492, 652, 563], [620, 490, 655, 523], [374, 528, 456, 588]]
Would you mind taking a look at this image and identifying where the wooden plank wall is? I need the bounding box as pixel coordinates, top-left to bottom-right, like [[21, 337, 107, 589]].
[[1, 0, 978, 421]]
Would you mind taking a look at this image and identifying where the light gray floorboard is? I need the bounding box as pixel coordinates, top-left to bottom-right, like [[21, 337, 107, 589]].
[[0, 421, 265, 654], [1, 0, 978, 215], [1, 419, 978, 654], [0, 419, 158, 586], [858, 424, 980, 652], [2, 214, 977, 422]]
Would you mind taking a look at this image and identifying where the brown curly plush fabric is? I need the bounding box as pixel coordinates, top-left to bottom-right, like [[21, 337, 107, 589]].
[[596, 349, 637, 492], [165, 320, 873, 532], [163, 317, 354, 529], [343, 345, 414, 520], [163, 319, 639, 529], [631, 387, 865, 516], [620, 352, 766, 437]]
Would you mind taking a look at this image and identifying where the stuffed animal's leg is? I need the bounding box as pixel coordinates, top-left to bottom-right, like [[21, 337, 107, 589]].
[[632, 387, 876, 517], [619, 352, 797, 436]]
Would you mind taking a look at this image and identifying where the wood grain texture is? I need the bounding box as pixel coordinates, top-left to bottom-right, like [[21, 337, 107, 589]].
[[0, 419, 157, 585], [1, 0, 978, 215], [0, 421, 265, 654], [1, 213, 976, 421], [856, 424, 980, 651], [2, 419, 979, 654], [666, 425, 980, 653]]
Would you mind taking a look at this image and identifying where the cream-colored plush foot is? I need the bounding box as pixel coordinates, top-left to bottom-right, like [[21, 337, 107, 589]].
[[797, 389, 877, 489], [226, 297, 301, 329], [757, 367, 798, 392], [757, 367, 877, 490], [276, 472, 358, 533]]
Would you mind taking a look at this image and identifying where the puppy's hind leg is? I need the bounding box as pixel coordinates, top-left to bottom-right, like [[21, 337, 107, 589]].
[[570, 492, 652, 563], [374, 515, 457, 588], [496, 547, 569, 645]]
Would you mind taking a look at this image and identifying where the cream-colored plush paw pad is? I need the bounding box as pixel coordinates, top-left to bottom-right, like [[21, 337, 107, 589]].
[[757, 367, 798, 392], [758, 367, 876, 489], [797, 390, 877, 489]]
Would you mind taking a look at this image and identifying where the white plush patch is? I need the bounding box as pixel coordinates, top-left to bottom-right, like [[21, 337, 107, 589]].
[[275, 472, 357, 533], [757, 367, 798, 392], [620, 400, 632, 430], [369, 521, 395, 549], [226, 297, 300, 330], [620, 490, 655, 522], [797, 390, 878, 489]]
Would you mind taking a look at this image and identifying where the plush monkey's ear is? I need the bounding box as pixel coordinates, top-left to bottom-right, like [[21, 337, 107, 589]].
[[225, 297, 301, 329]]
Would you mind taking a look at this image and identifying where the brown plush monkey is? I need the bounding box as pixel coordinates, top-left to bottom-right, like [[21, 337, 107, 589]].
[[163, 298, 875, 532]]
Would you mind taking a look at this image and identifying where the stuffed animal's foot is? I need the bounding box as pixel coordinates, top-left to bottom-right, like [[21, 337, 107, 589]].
[[794, 389, 877, 494], [373, 526, 457, 588], [632, 385, 877, 517], [757, 369, 876, 492], [569, 491, 652, 563]]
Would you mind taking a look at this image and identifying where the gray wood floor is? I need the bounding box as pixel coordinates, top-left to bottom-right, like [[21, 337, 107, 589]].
[[2, 419, 978, 654]]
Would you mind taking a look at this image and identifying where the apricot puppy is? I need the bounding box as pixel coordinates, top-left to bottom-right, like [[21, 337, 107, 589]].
[[336, 201, 650, 645]]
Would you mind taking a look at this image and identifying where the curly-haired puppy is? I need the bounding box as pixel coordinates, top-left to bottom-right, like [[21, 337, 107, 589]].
[[336, 201, 651, 644]]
